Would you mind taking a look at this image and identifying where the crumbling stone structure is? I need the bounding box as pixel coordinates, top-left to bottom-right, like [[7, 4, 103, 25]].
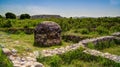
[[34, 21, 62, 46]]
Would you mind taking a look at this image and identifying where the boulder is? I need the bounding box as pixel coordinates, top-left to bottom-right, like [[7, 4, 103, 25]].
[[2, 48, 12, 55], [34, 21, 62, 46], [33, 62, 44, 67]]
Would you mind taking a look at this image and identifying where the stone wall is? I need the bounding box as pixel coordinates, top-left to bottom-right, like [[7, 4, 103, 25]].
[[62, 34, 91, 43], [0, 28, 34, 34]]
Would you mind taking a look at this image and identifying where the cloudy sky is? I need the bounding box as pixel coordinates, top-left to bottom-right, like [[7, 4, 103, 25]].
[[0, 0, 120, 17]]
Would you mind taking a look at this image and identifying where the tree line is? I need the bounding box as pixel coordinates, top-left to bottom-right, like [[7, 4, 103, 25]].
[[0, 12, 30, 19]]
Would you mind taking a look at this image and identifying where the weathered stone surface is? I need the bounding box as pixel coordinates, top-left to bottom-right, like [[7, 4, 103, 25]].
[[33, 62, 44, 67], [2, 48, 12, 55], [11, 49, 17, 53], [41, 34, 120, 63], [83, 49, 120, 62], [80, 36, 115, 46], [34, 21, 62, 46], [112, 32, 120, 37]]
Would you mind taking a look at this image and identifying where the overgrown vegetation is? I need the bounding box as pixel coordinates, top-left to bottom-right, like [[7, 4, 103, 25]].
[[0, 48, 13, 67], [37, 47, 120, 67], [87, 39, 120, 50], [0, 17, 120, 35]]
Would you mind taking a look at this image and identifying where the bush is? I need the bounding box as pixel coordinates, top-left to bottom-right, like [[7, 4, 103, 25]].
[[96, 26, 109, 35], [5, 12, 16, 19], [94, 40, 116, 50], [87, 42, 95, 49], [0, 20, 12, 28], [49, 55, 62, 67], [74, 28, 89, 34], [20, 14, 30, 19]]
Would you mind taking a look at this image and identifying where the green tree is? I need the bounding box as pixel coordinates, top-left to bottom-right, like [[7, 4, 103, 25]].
[[5, 12, 16, 19], [20, 14, 30, 19]]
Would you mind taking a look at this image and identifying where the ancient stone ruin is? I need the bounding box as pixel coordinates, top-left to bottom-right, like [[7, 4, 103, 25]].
[[34, 21, 62, 47]]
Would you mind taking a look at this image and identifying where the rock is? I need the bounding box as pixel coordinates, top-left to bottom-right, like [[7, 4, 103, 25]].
[[11, 49, 17, 53], [112, 32, 120, 37], [24, 62, 32, 67], [33, 51, 40, 58], [14, 64, 21, 67], [9, 55, 15, 61], [33, 62, 44, 67], [21, 57, 26, 61], [26, 57, 36, 61], [2, 48, 11, 55], [34, 21, 62, 47]]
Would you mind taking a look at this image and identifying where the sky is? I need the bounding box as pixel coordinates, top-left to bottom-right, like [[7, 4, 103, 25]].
[[0, 0, 120, 17]]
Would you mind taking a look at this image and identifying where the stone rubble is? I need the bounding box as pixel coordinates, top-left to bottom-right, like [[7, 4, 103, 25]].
[[41, 36, 118, 57], [1, 32, 120, 66], [41, 34, 120, 63], [42, 42, 84, 56], [83, 49, 120, 62], [112, 32, 120, 37], [1, 48, 44, 67], [80, 36, 115, 45]]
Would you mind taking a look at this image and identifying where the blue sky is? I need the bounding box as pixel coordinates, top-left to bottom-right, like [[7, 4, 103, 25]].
[[0, 0, 120, 17]]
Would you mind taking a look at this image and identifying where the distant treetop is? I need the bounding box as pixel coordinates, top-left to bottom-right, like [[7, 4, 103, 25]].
[[20, 14, 31, 19], [5, 12, 16, 19]]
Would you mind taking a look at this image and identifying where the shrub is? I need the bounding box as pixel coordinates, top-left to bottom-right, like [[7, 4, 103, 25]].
[[94, 40, 116, 50], [1, 20, 12, 28], [49, 55, 62, 67], [74, 28, 89, 34], [87, 42, 95, 49], [59, 47, 84, 64], [96, 26, 109, 35], [20, 14, 30, 19], [5, 12, 16, 19]]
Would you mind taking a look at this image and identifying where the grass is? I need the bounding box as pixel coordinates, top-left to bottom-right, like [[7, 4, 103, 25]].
[[101, 45, 120, 55], [0, 31, 74, 56], [87, 39, 120, 55], [0, 48, 13, 67], [37, 47, 120, 67]]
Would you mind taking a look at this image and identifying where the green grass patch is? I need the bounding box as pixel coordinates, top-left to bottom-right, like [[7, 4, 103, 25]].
[[37, 47, 120, 67], [87, 39, 120, 50], [0, 48, 13, 67], [101, 45, 120, 55]]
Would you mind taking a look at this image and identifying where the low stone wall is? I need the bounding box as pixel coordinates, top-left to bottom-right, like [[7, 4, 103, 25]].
[[83, 49, 120, 62], [80, 36, 115, 46], [41, 33, 120, 63], [62, 35, 90, 43], [112, 32, 120, 37], [0, 28, 34, 34]]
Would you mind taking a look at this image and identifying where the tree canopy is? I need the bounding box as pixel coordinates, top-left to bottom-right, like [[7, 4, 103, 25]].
[[20, 14, 30, 19], [5, 12, 16, 19]]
